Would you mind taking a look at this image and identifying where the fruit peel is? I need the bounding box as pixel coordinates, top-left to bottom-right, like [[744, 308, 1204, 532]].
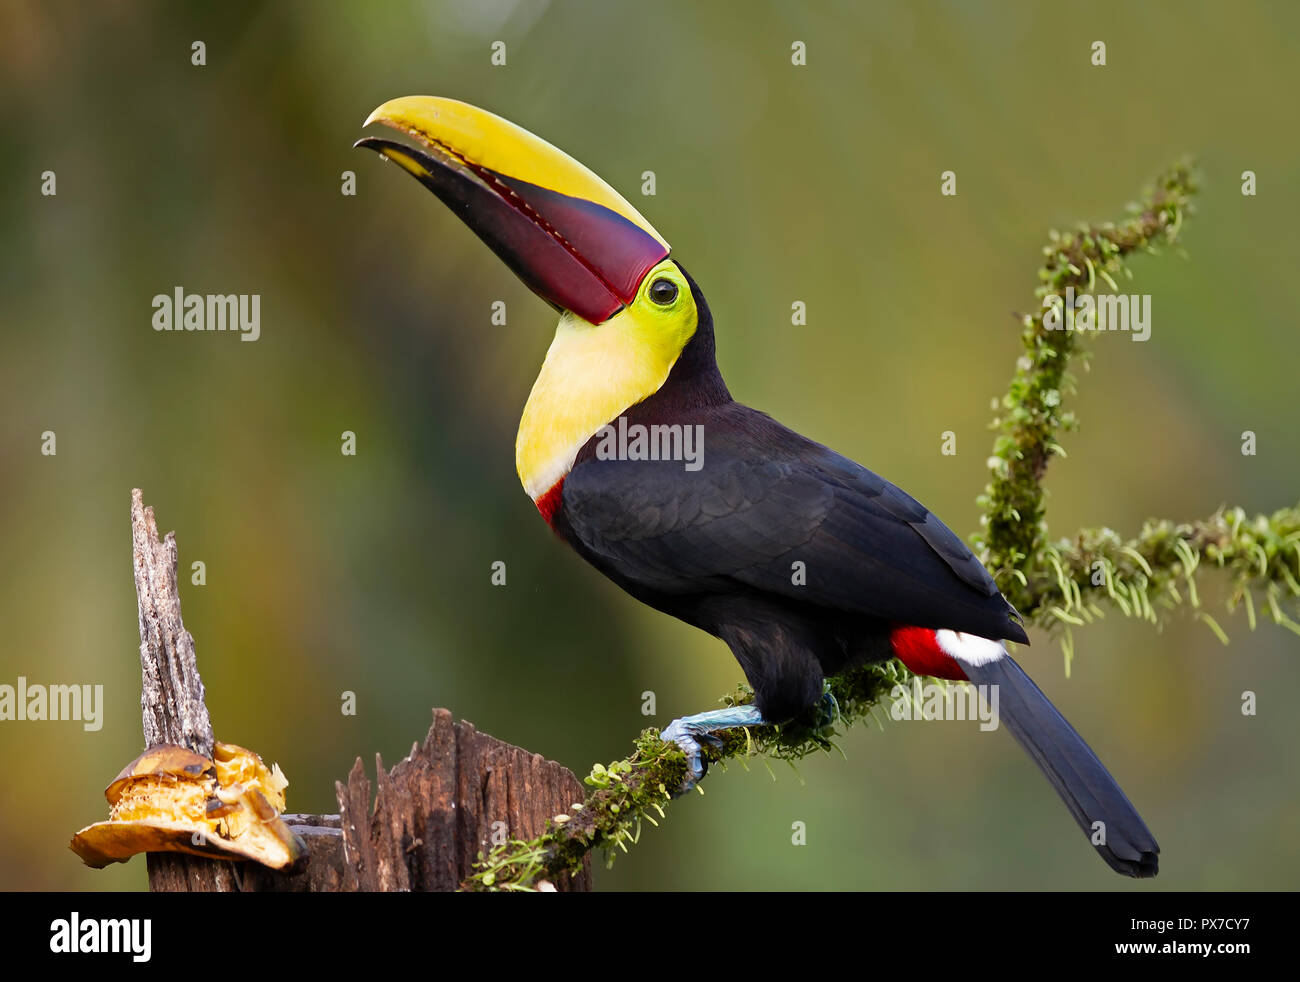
[[71, 742, 302, 870]]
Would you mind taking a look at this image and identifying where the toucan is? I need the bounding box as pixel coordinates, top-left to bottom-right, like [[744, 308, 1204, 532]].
[[357, 96, 1160, 878]]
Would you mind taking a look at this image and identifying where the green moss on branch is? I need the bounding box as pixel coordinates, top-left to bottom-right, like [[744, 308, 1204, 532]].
[[976, 161, 1197, 600], [466, 660, 906, 890], [1027, 506, 1300, 671]]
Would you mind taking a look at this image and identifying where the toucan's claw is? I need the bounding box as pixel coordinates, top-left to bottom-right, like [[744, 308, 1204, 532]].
[[659, 721, 708, 794], [814, 690, 840, 731], [659, 704, 769, 796]]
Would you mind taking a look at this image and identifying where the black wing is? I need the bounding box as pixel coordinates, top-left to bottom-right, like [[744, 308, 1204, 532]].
[[561, 403, 1026, 643]]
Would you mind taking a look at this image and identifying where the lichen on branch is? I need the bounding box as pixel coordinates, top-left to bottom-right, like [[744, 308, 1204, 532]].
[[976, 160, 1197, 597], [1026, 506, 1300, 673]]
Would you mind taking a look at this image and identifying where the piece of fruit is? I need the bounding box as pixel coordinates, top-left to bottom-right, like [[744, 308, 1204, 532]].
[[70, 742, 302, 870]]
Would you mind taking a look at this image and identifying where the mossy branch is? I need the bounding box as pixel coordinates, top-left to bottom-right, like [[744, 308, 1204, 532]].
[[467, 159, 1295, 891], [975, 160, 1197, 593], [467, 661, 908, 890], [1025, 506, 1300, 671]]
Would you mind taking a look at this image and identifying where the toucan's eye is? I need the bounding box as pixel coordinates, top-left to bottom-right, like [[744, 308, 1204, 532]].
[[648, 278, 678, 305]]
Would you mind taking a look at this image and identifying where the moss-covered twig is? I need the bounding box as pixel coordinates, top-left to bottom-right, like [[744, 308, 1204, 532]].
[[1025, 505, 1300, 672], [975, 160, 1197, 597], [467, 660, 908, 890], [466, 159, 1295, 892]]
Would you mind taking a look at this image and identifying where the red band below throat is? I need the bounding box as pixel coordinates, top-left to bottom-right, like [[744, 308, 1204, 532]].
[[535, 477, 566, 527]]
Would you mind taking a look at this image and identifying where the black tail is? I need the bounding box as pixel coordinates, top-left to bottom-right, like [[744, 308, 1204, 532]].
[[963, 654, 1160, 877]]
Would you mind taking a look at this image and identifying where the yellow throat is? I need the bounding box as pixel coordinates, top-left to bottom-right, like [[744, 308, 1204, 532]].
[[515, 263, 698, 502]]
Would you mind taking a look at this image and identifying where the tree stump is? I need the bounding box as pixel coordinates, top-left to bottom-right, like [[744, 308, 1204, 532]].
[[128, 489, 589, 891]]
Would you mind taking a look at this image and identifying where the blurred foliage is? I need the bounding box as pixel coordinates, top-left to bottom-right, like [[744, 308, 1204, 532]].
[[2, 1, 1299, 891]]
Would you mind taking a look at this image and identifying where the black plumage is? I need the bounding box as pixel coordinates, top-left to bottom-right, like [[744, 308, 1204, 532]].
[[554, 268, 1025, 720]]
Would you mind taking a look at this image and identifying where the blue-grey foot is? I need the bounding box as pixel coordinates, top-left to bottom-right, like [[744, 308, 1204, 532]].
[[659, 704, 768, 795], [814, 690, 839, 730]]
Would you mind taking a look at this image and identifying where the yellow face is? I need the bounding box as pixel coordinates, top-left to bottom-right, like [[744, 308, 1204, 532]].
[[516, 259, 699, 501]]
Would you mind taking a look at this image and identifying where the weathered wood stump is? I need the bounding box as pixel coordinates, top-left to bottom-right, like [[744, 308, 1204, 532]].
[[129, 489, 589, 891]]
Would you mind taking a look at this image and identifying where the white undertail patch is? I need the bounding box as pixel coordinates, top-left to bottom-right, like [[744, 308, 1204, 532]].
[[934, 630, 1007, 666]]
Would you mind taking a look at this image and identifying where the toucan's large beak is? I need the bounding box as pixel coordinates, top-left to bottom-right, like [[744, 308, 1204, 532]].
[[357, 96, 669, 325]]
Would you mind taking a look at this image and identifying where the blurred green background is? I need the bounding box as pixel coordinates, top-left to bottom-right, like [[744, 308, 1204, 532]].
[[2, 0, 1297, 891]]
